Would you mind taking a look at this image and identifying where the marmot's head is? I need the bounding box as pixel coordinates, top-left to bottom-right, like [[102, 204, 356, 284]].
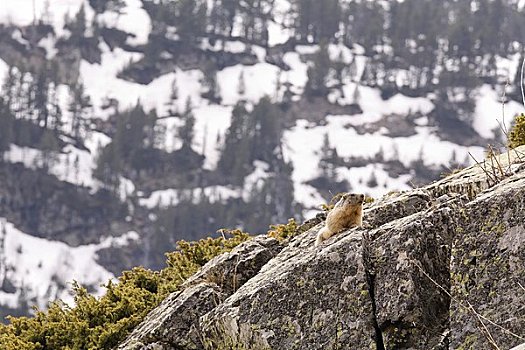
[[342, 193, 365, 206]]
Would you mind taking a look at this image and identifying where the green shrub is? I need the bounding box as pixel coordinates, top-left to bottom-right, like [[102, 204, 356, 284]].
[[0, 230, 251, 350], [508, 113, 525, 148], [268, 219, 299, 241]]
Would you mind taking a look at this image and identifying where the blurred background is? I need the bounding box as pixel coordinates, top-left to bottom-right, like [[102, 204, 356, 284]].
[[0, 0, 524, 319]]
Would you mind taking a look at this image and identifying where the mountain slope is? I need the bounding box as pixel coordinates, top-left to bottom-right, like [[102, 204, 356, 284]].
[[119, 145, 525, 350], [0, 0, 524, 318]]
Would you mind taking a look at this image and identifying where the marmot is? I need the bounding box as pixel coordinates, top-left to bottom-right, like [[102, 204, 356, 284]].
[[315, 193, 364, 246]]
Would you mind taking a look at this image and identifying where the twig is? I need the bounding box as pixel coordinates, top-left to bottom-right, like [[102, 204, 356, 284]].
[[489, 145, 505, 177], [468, 299, 501, 350], [412, 260, 525, 342], [469, 152, 497, 185], [512, 147, 525, 162], [518, 282, 525, 293]]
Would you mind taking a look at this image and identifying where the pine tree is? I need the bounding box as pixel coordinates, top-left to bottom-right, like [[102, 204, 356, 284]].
[[352, 85, 361, 105], [304, 41, 331, 98], [39, 130, 60, 170], [251, 97, 284, 164], [218, 101, 253, 184], [177, 0, 208, 42], [33, 71, 50, 128], [366, 171, 378, 188], [269, 159, 296, 224], [274, 70, 282, 100], [0, 99, 14, 156], [222, 0, 238, 37], [70, 4, 87, 41], [347, 56, 357, 82], [69, 82, 92, 140], [237, 70, 246, 99], [319, 133, 336, 180], [144, 109, 159, 149], [334, 51, 346, 88], [48, 81, 63, 132], [16, 71, 32, 121], [94, 143, 121, 190], [1, 66, 18, 113], [165, 76, 179, 118], [178, 97, 196, 148], [201, 62, 221, 103]]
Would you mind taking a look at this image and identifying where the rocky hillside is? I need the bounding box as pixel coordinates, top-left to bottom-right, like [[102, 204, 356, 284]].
[[1, 0, 525, 319], [118, 146, 525, 350]]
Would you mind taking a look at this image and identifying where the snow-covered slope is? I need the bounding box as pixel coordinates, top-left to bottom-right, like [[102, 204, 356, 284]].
[[0, 0, 524, 316], [0, 218, 138, 310]]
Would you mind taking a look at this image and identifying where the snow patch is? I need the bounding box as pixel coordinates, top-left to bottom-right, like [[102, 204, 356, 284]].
[[282, 52, 309, 93], [283, 118, 485, 208], [218, 63, 280, 105], [268, 0, 293, 46], [243, 160, 271, 201], [139, 186, 240, 209], [0, 219, 139, 309], [97, 0, 152, 46], [0, 58, 9, 83], [193, 105, 233, 170], [473, 84, 524, 139], [0, 0, 95, 37]]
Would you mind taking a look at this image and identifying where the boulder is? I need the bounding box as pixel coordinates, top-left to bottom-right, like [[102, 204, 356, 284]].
[[117, 283, 224, 350], [118, 236, 282, 349]]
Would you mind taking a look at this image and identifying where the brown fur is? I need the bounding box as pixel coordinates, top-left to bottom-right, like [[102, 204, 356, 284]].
[[315, 193, 364, 246]]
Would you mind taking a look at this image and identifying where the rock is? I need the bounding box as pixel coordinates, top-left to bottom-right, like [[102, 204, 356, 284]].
[[199, 195, 462, 350], [201, 229, 376, 350], [118, 236, 283, 349], [118, 146, 525, 349], [423, 145, 525, 199], [449, 174, 525, 349], [117, 282, 224, 350], [183, 236, 282, 294], [369, 202, 461, 349], [363, 189, 433, 228]]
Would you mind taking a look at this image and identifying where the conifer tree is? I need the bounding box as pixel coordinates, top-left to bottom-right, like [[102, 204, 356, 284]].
[[218, 101, 253, 184], [178, 97, 196, 148], [39, 130, 60, 170], [334, 51, 346, 89], [352, 85, 361, 105], [48, 81, 63, 133], [201, 62, 221, 103], [319, 133, 336, 180], [304, 41, 331, 98], [176, 0, 208, 42], [165, 76, 179, 118], [237, 70, 246, 99], [1, 66, 18, 113], [33, 71, 50, 128], [70, 4, 87, 41], [251, 97, 283, 164], [0, 99, 13, 156], [69, 82, 92, 140]]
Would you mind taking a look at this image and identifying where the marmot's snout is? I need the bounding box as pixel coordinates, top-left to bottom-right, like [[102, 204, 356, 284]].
[[346, 193, 365, 205]]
